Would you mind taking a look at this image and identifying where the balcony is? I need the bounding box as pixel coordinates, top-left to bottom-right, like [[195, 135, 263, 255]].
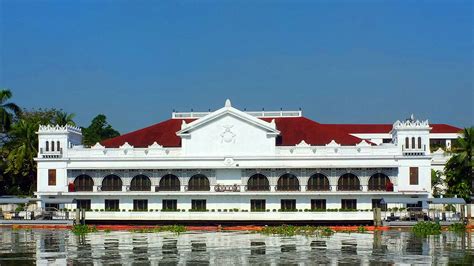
[[402, 145, 427, 156], [39, 148, 63, 158]]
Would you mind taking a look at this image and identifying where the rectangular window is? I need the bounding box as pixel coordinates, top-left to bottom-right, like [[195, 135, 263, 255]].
[[311, 199, 326, 210], [382, 138, 392, 144], [76, 199, 91, 210], [104, 199, 119, 211], [280, 199, 296, 211], [341, 199, 357, 210], [191, 200, 206, 211], [162, 199, 178, 211], [48, 169, 56, 186], [133, 200, 148, 211], [250, 199, 266, 212], [410, 167, 419, 185], [371, 199, 387, 211]]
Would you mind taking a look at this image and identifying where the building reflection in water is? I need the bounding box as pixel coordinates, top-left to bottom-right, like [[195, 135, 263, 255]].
[[132, 236, 149, 263], [159, 239, 179, 266], [101, 238, 121, 263], [186, 241, 209, 266]]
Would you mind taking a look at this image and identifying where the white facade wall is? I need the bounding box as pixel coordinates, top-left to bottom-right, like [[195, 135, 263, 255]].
[[35, 103, 457, 221]]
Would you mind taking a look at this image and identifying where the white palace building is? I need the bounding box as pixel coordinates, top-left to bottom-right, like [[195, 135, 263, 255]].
[[34, 100, 462, 223]]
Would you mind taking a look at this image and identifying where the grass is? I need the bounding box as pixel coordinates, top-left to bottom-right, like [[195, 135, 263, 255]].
[[259, 225, 335, 237], [71, 224, 98, 235], [129, 225, 187, 234]]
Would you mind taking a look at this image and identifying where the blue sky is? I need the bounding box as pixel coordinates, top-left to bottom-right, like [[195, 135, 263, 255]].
[[1, 0, 472, 133]]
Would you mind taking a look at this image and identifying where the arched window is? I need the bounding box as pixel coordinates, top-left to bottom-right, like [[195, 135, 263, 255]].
[[418, 137, 422, 149], [101, 175, 122, 191], [277, 173, 300, 191], [368, 173, 391, 191], [57, 141, 61, 151], [158, 174, 181, 191], [307, 173, 330, 191], [51, 141, 55, 151], [405, 137, 409, 149], [337, 173, 361, 191], [74, 175, 94, 191], [411, 137, 415, 149], [45, 141, 49, 152], [130, 175, 151, 191], [247, 174, 270, 191], [188, 174, 210, 191]]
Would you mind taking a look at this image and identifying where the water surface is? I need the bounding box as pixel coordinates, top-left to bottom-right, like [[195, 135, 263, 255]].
[[0, 228, 472, 265]]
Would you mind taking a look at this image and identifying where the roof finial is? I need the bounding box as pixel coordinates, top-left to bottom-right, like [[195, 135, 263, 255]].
[[410, 113, 415, 121], [225, 99, 232, 107]]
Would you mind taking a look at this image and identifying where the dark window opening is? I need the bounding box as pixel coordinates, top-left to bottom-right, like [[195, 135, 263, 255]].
[[341, 199, 357, 210], [76, 199, 91, 210], [158, 174, 181, 191], [130, 175, 151, 191], [277, 174, 299, 191], [307, 173, 330, 191], [250, 199, 266, 212], [371, 199, 387, 211], [280, 199, 296, 211], [102, 175, 122, 191], [133, 199, 148, 211], [368, 173, 391, 191], [162, 199, 178, 211], [311, 199, 326, 210], [188, 175, 210, 191], [105, 199, 120, 211], [337, 173, 361, 191], [74, 175, 94, 191], [247, 174, 270, 191], [191, 199, 206, 211]]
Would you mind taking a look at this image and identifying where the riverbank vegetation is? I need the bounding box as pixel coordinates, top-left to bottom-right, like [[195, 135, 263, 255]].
[[71, 224, 98, 235], [259, 225, 335, 236], [0, 89, 120, 195], [412, 222, 442, 236], [128, 225, 187, 234]]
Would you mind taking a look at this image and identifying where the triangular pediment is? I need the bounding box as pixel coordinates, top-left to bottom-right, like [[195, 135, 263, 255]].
[[176, 99, 280, 136]]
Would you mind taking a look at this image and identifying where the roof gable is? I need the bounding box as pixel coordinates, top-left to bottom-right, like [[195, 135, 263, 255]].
[[176, 100, 279, 136]]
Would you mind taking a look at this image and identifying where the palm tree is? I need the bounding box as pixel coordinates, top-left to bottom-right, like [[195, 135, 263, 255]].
[[54, 110, 76, 126], [444, 127, 474, 200], [5, 119, 38, 193], [0, 89, 21, 132]]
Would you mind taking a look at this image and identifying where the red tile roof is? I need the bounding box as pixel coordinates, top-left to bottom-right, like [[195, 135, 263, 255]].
[[325, 124, 462, 134], [100, 117, 462, 148]]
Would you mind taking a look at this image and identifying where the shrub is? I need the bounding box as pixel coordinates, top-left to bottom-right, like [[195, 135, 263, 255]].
[[71, 224, 98, 235], [448, 223, 466, 233], [217, 209, 222, 212], [412, 221, 441, 237]]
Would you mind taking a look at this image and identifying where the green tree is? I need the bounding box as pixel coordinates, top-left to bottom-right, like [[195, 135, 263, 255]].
[[54, 110, 76, 126], [444, 127, 474, 201], [0, 89, 21, 133], [431, 169, 444, 197], [3, 119, 38, 194], [82, 114, 120, 146]]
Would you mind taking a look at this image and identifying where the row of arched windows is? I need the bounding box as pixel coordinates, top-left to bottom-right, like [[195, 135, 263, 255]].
[[73, 172, 392, 192], [73, 174, 209, 192], [405, 137, 422, 149], [247, 173, 391, 191], [45, 141, 61, 152]]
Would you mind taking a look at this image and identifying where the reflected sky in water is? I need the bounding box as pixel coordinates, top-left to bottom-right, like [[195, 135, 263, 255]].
[[0, 228, 473, 265]]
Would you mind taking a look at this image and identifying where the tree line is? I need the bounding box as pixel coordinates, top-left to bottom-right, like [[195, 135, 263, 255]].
[[0, 89, 120, 195]]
